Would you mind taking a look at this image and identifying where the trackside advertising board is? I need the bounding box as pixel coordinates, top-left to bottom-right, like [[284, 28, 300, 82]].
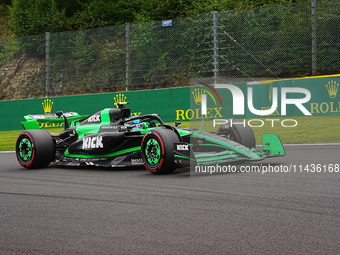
[[246, 76, 340, 118], [0, 87, 189, 131], [0, 75, 339, 131]]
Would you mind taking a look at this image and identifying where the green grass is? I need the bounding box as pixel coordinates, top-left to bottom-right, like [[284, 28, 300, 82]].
[[169, 115, 340, 145], [1, 116, 340, 151], [0, 128, 63, 151]]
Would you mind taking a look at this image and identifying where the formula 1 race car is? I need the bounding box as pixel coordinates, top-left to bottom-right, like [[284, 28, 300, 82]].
[[15, 102, 285, 174]]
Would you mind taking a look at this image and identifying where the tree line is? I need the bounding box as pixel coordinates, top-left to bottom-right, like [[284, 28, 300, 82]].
[[1, 0, 306, 38]]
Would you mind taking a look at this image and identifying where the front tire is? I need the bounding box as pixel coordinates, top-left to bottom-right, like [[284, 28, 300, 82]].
[[16, 130, 55, 169], [141, 128, 180, 174], [218, 121, 256, 149]]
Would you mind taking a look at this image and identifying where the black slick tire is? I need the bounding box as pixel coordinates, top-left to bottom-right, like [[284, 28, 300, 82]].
[[218, 121, 256, 149], [16, 129, 55, 169], [141, 128, 180, 174]]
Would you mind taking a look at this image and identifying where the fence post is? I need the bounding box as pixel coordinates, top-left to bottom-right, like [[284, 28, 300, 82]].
[[125, 23, 131, 91], [311, 0, 317, 76], [212, 11, 220, 84], [45, 32, 51, 97]]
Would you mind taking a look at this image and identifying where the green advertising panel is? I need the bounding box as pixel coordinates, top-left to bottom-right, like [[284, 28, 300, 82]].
[[0, 87, 190, 131], [0, 75, 339, 131], [187, 85, 233, 124], [245, 75, 340, 118]]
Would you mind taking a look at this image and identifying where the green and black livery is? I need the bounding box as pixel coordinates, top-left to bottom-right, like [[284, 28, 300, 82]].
[[16, 102, 285, 174]]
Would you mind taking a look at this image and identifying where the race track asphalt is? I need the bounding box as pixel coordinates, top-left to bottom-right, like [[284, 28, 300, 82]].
[[0, 144, 339, 255]]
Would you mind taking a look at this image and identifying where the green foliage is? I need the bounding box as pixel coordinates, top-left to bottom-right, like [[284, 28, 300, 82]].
[[70, 32, 96, 70], [0, 38, 22, 66], [134, 0, 193, 22], [46, 25, 127, 95], [9, 0, 71, 37], [74, 0, 137, 29], [7, 0, 308, 37], [217, 2, 313, 78], [1, 0, 338, 99], [0, 4, 11, 40]]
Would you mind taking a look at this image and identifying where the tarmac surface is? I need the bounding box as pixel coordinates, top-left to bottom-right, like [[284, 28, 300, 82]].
[[0, 144, 339, 254]]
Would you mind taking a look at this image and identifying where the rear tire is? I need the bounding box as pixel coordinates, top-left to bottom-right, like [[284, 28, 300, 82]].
[[218, 121, 256, 149], [16, 130, 55, 169], [141, 128, 180, 174]]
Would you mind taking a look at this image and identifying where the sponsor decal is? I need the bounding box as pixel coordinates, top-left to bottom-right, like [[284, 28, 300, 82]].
[[42, 99, 53, 114], [82, 136, 104, 149], [113, 93, 142, 117], [101, 126, 119, 130], [88, 115, 100, 122], [176, 144, 189, 151], [176, 85, 223, 120], [309, 80, 340, 114], [38, 99, 79, 129], [114, 94, 127, 107], [260, 87, 280, 116], [39, 122, 64, 128], [326, 80, 339, 98], [259, 80, 340, 115], [131, 158, 144, 165], [39, 98, 63, 128]]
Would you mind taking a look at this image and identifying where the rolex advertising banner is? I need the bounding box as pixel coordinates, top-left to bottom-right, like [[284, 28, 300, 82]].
[[245, 75, 340, 118], [0, 75, 339, 131], [186, 83, 246, 122], [0, 87, 190, 131], [190, 75, 340, 124]]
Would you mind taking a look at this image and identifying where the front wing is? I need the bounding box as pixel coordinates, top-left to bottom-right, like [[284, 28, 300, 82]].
[[174, 133, 285, 167]]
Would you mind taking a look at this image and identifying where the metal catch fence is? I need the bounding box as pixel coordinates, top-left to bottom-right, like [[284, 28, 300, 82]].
[[0, 0, 339, 100]]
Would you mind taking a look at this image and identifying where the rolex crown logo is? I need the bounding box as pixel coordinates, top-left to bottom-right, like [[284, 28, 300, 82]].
[[326, 81, 339, 99], [192, 88, 205, 105], [42, 99, 53, 114], [114, 94, 127, 108], [269, 86, 273, 102]]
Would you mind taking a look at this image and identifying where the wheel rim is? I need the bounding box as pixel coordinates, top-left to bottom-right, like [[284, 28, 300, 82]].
[[18, 138, 33, 161], [145, 138, 161, 166]]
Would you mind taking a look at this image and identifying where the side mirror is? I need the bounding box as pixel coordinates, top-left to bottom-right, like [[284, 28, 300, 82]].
[[175, 121, 181, 127], [55, 111, 69, 129], [56, 111, 63, 118]]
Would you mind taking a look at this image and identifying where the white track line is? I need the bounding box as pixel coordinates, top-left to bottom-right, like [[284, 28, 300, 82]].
[[283, 143, 340, 146], [257, 143, 340, 147]]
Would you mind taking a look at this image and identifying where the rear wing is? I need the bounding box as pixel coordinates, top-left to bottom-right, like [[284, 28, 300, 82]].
[[21, 112, 88, 130]]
